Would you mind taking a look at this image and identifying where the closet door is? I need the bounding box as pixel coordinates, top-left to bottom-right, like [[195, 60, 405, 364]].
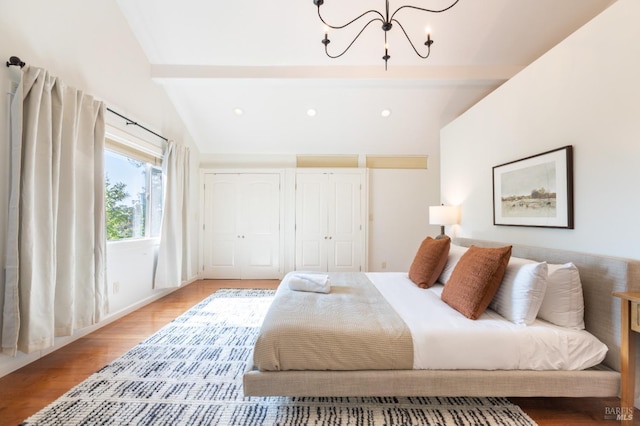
[[295, 171, 362, 272], [327, 173, 361, 272], [294, 173, 328, 272], [240, 174, 281, 279], [203, 174, 242, 278], [202, 173, 281, 279]]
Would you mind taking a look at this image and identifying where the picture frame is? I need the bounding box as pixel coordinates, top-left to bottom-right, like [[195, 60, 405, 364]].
[[493, 146, 574, 228]]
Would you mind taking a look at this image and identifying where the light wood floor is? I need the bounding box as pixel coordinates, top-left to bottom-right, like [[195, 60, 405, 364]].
[[0, 279, 635, 425]]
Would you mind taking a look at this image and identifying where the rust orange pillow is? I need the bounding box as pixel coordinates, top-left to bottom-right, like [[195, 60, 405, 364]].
[[408, 237, 451, 289], [441, 245, 512, 320]]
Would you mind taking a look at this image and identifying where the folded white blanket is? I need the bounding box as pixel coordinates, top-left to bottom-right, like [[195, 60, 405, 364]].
[[287, 273, 331, 294]]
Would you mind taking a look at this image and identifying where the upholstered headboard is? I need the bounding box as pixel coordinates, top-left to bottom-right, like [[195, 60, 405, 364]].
[[453, 238, 640, 373]]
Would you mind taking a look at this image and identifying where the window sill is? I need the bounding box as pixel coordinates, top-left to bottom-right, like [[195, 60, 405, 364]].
[[107, 238, 160, 249]]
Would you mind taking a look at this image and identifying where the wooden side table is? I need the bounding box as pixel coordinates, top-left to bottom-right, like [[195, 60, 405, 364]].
[[613, 292, 639, 425]]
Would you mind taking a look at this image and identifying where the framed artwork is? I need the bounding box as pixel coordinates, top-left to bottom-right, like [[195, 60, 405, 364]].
[[492, 146, 574, 228]]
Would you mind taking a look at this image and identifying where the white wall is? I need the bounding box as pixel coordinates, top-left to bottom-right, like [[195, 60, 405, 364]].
[[368, 168, 442, 272], [0, 0, 200, 376], [440, 0, 640, 260]]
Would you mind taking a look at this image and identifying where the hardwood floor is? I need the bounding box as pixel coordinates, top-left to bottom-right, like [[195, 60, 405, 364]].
[[0, 279, 636, 425]]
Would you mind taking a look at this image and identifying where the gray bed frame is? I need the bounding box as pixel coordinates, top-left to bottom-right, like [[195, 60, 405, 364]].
[[243, 238, 640, 399]]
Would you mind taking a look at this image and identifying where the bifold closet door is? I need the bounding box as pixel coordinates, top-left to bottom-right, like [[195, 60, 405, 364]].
[[202, 173, 280, 279], [241, 174, 281, 278], [295, 174, 328, 271], [327, 173, 361, 272], [295, 172, 361, 272]]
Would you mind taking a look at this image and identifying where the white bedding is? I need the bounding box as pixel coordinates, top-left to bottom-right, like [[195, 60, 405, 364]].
[[367, 272, 607, 371]]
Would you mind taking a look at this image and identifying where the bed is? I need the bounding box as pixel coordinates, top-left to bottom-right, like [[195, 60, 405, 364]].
[[243, 238, 640, 401]]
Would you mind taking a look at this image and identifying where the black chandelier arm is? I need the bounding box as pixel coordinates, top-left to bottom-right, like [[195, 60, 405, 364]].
[[390, 0, 460, 22], [313, 0, 460, 69], [324, 18, 382, 59], [317, 5, 384, 30], [392, 19, 431, 59]]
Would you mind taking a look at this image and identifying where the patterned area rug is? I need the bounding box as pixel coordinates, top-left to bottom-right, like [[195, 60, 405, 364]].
[[23, 289, 537, 425]]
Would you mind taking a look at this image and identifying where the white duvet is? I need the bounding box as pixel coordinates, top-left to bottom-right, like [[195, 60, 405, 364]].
[[367, 272, 607, 371]]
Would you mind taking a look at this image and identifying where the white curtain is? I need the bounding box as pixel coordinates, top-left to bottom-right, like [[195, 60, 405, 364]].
[[154, 141, 191, 288], [2, 66, 107, 356]]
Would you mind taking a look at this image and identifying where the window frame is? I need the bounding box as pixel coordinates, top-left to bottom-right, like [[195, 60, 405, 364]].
[[105, 126, 165, 243]]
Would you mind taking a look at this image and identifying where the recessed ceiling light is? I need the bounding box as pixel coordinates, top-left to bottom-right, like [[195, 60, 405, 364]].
[[381, 109, 392, 118], [307, 108, 317, 117], [233, 108, 244, 116]]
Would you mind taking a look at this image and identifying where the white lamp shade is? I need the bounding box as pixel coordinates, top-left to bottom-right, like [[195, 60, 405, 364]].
[[429, 205, 460, 225]]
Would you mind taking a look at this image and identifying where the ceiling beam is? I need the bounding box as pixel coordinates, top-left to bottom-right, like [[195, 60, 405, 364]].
[[150, 64, 524, 84]]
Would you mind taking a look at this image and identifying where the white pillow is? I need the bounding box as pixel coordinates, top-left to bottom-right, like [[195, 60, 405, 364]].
[[489, 257, 548, 325], [537, 262, 585, 329], [437, 244, 468, 284]]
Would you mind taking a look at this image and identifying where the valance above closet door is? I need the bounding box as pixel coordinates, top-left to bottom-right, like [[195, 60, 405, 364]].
[[2, 65, 107, 356]]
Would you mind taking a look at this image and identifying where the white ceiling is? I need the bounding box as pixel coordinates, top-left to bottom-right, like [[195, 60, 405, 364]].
[[115, 0, 615, 156]]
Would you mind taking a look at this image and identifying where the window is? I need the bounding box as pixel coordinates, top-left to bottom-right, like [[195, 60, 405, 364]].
[[105, 135, 163, 241]]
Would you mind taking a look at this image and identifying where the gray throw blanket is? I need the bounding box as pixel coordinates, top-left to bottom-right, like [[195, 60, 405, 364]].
[[253, 272, 413, 371]]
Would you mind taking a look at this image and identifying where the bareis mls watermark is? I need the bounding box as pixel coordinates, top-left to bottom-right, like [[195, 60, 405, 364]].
[[604, 406, 633, 421]]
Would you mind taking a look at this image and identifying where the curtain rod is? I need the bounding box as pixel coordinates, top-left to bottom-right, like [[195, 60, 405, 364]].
[[6, 55, 169, 143], [106, 108, 169, 143], [6, 56, 25, 68]]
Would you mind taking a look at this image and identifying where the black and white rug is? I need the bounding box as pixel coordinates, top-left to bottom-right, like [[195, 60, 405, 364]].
[[23, 289, 537, 425]]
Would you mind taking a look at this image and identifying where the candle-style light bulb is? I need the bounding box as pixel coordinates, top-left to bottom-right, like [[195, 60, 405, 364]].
[[321, 25, 330, 46], [382, 41, 390, 70], [425, 27, 433, 47]]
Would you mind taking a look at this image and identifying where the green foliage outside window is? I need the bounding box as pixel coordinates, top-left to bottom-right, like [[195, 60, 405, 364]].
[[105, 149, 161, 241], [105, 176, 135, 240]]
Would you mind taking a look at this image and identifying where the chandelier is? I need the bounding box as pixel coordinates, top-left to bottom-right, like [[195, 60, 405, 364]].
[[313, 0, 460, 70]]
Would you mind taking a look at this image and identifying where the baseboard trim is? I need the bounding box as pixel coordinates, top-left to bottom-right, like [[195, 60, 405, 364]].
[[0, 277, 199, 378]]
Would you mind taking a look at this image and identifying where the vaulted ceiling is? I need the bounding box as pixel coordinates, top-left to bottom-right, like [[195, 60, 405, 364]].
[[115, 0, 615, 156]]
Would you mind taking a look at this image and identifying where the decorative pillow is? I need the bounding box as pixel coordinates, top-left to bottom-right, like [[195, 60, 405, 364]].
[[537, 262, 585, 329], [408, 237, 451, 289], [437, 244, 469, 284], [441, 245, 512, 320], [489, 257, 548, 325]]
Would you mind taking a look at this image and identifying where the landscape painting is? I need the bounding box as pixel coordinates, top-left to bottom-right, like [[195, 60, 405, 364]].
[[493, 146, 574, 228]]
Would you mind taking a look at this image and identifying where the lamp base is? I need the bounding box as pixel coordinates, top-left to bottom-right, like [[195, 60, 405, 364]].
[[435, 225, 448, 240]]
